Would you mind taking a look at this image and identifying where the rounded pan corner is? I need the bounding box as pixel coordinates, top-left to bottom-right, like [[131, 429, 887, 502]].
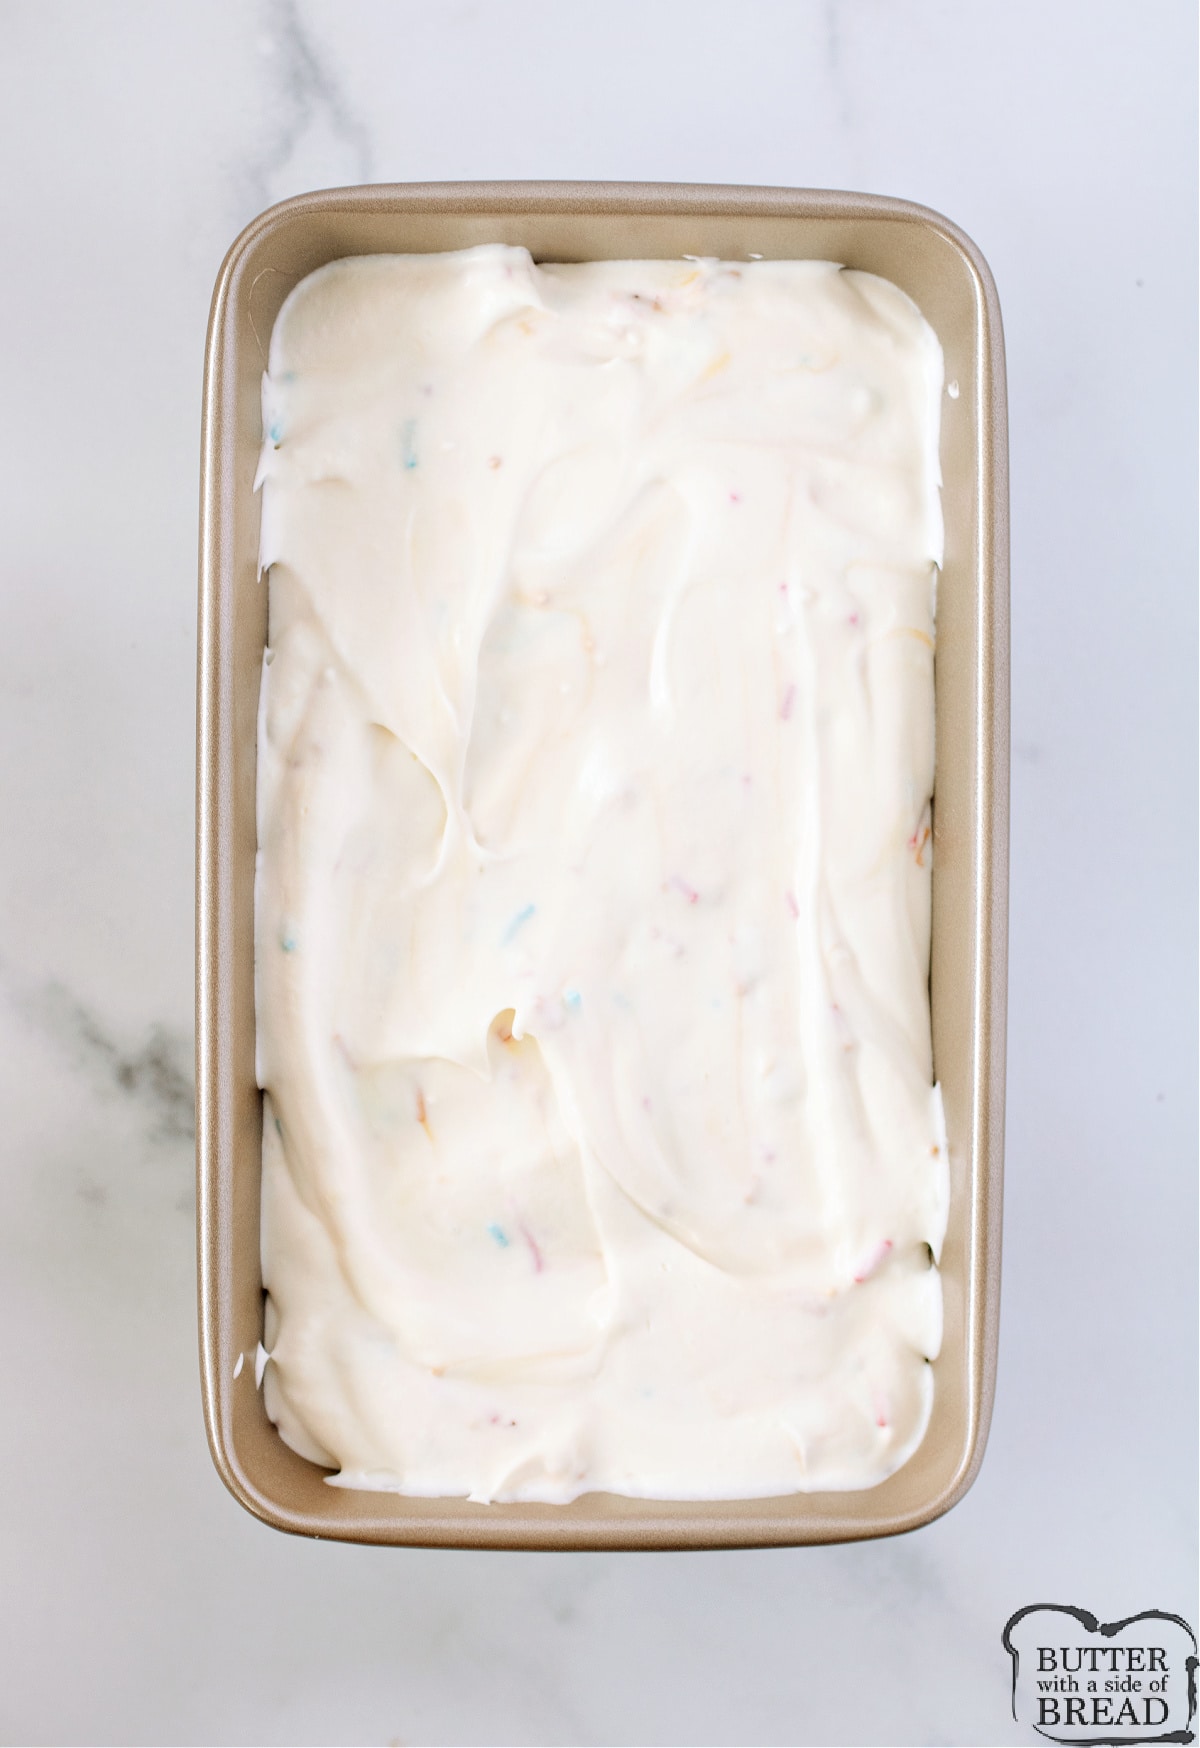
[[205, 188, 332, 325], [196, 1356, 338, 1542], [198, 1399, 279, 1530], [877, 191, 1005, 317], [897, 1420, 995, 1539], [202, 1426, 323, 1542]]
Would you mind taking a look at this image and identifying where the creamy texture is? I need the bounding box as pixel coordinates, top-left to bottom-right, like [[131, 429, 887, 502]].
[[254, 247, 949, 1503]]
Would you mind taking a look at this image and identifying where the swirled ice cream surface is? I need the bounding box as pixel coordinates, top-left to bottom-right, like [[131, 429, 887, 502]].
[[254, 246, 949, 1502]]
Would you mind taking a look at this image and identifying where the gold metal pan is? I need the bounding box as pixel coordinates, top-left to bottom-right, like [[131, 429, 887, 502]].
[[197, 182, 1008, 1548]]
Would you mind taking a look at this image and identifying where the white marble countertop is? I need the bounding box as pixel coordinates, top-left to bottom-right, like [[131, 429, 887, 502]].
[[1, 3, 1195, 1744]]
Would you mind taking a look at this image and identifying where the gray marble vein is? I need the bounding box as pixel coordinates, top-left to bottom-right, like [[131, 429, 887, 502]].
[[252, 0, 374, 211], [1, 960, 194, 1143]]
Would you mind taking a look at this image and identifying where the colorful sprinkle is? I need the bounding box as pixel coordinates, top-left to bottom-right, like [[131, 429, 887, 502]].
[[503, 903, 536, 943], [666, 874, 700, 905], [908, 822, 932, 866], [400, 419, 419, 469], [563, 986, 582, 1010], [853, 1238, 893, 1284], [780, 683, 796, 721], [519, 1222, 545, 1274], [785, 891, 800, 919], [486, 1222, 510, 1248]]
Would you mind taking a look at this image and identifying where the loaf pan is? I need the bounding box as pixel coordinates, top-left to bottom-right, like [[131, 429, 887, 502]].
[[197, 181, 1008, 1548]]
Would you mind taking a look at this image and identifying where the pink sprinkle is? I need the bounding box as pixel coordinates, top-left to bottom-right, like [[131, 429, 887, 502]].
[[729, 490, 742, 504], [667, 874, 700, 905], [333, 1032, 359, 1070], [785, 891, 799, 919], [642, 1096, 653, 1112], [519, 1222, 545, 1274], [780, 683, 796, 721], [853, 1238, 894, 1285], [848, 611, 860, 626]]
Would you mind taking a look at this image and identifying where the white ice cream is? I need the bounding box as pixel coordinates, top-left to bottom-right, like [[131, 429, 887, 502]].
[[254, 246, 949, 1503]]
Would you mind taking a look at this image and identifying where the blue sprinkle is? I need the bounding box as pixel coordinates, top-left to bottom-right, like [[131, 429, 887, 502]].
[[280, 932, 298, 953], [401, 418, 419, 470], [274, 1116, 283, 1137], [486, 1222, 510, 1248], [503, 903, 536, 944], [268, 421, 283, 445], [564, 986, 582, 1009]]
